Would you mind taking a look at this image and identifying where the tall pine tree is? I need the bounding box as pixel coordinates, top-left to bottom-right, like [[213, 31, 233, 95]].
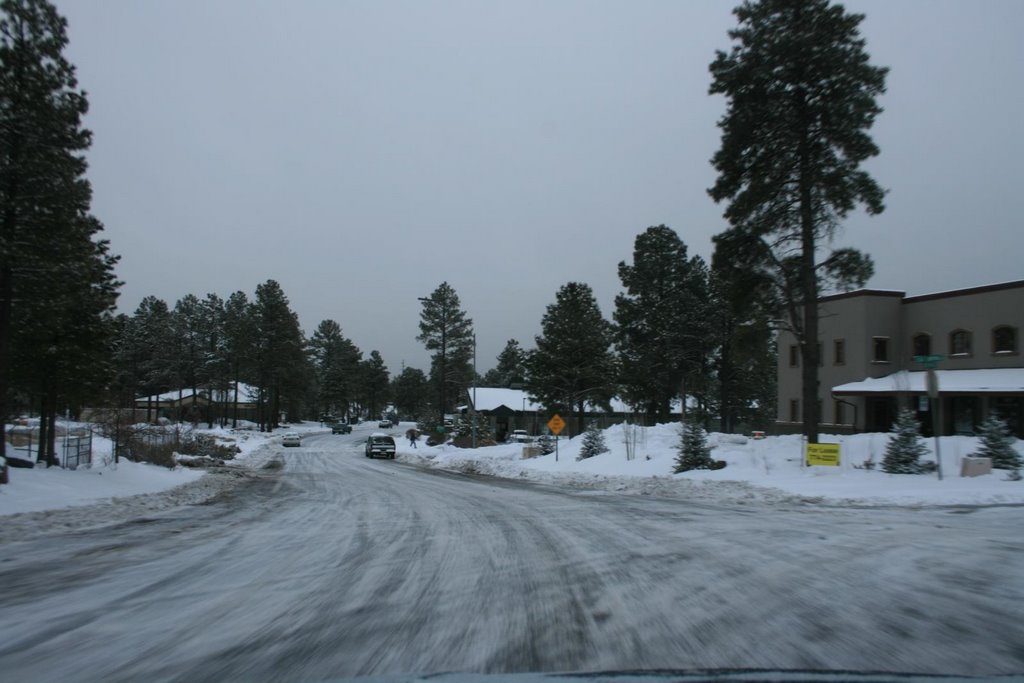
[[417, 282, 474, 426], [708, 0, 886, 442], [1, 0, 120, 466], [253, 280, 306, 430], [614, 225, 710, 425], [527, 282, 616, 437], [392, 366, 429, 421]]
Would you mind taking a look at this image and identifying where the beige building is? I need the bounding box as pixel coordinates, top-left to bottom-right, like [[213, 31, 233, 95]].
[[776, 280, 1024, 437]]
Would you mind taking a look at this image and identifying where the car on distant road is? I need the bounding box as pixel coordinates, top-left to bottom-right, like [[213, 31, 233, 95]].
[[378, 419, 392, 429], [282, 432, 302, 447], [365, 433, 396, 459], [508, 429, 532, 443], [331, 422, 352, 434]]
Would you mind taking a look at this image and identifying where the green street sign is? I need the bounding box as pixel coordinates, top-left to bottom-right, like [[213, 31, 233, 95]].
[[913, 354, 944, 364]]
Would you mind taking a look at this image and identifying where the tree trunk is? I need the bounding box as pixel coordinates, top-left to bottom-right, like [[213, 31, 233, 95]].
[[46, 395, 58, 467], [799, 170, 820, 443], [0, 266, 10, 477], [797, 77, 820, 444], [37, 394, 48, 465], [231, 374, 239, 429]]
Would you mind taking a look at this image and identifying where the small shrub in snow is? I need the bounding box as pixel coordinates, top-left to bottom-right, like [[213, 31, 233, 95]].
[[974, 415, 1021, 473], [537, 434, 555, 455], [674, 421, 725, 472], [882, 409, 929, 474], [577, 421, 609, 460]]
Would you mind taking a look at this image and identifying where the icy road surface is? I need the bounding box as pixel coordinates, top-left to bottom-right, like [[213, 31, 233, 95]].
[[1, 431, 1022, 681]]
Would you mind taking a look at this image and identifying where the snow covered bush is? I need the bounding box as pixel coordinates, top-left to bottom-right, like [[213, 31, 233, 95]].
[[882, 409, 929, 474], [577, 421, 609, 460], [537, 434, 555, 455], [674, 421, 725, 473], [974, 415, 1021, 474]]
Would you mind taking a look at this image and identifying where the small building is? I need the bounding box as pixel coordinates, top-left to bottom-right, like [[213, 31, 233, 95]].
[[776, 280, 1024, 436], [466, 387, 668, 440], [133, 383, 261, 424]]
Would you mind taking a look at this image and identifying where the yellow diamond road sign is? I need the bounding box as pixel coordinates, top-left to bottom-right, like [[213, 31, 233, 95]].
[[547, 414, 566, 435]]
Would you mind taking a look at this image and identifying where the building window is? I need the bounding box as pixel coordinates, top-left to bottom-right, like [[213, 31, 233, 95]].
[[834, 339, 845, 366], [872, 337, 889, 363], [992, 326, 1017, 354], [912, 333, 931, 358], [789, 344, 799, 367], [789, 399, 800, 422], [834, 400, 846, 425], [950, 329, 972, 356]]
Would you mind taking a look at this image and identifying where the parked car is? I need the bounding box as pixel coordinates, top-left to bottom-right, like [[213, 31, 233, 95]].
[[365, 433, 396, 459], [331, 422, 352, 434], [378, 419, 393, 429], [282, 432, 302, 447], [508, 429, 532, 443]]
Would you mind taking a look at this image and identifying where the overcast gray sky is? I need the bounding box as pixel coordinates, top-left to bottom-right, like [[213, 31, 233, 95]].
[[55, 0, 1024, 374]]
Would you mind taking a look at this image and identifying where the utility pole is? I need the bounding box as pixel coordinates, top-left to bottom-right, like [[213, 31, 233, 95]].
[[471, 334, 477, 449]]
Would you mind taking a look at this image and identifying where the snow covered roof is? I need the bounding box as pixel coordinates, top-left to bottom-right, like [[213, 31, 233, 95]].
[[468, 388, 543, 412], [832, 369, 1024, 395], [468, 387, 678, 414], [136, 382, 261, 404]]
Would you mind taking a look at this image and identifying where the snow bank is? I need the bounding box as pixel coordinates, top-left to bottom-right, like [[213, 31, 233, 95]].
[[395, 422, 1024, 507]]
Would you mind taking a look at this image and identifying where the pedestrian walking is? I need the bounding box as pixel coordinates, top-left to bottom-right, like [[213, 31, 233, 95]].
[[406, 428, 419, 448]]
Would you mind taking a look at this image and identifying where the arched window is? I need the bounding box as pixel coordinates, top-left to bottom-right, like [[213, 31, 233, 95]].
[[992, 326, 1017, 354], [950, 329, 972, 357], [912, 333, 931, 358]]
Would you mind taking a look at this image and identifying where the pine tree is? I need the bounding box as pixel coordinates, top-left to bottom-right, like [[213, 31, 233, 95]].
[[309, 319, 363, 419], [417, 282, 474, 425], [126, 296, 174, 422], [1, 0, 121, 466], [526, 282, 617, 437], [222, 291, 257, 427], [171, 294, 205, 421], [975, 415, 1021, 472], [358, 350, 390, 419], [882, 409, 929, 474], [454, 412, 493, 443], [253, 280, 307, 430], [494, 339, 527, 387], [614, 226, 711, 424], [537, 433, 556, 455], [392, 366, 429, 421], [674, 420, 719, 472], [708, 258, 777, 432], [198, 293, 228, 427], [709, 0, 887, 443], [577, 420, 608, 460]]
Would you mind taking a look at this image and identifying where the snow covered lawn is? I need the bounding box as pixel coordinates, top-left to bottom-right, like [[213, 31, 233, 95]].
[[3, 419, 1022, 523], [397, 422, 1024, 507], [0, 421, 327, 518]]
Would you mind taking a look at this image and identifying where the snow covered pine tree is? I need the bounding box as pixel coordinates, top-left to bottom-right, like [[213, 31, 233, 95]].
[[882, 409, 930, 474], [975, 415, 1022, 479], [674, 420, 724, 472], [577, 421, 609, 460]]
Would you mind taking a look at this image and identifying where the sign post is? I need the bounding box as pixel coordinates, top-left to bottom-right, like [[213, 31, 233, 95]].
[[915, 355, 944, 481], [547, 414, 565, 462]]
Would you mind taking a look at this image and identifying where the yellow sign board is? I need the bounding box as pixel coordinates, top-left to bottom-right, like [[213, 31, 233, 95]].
[[806, 442, 841, 467], [547, 414, 566, 435]]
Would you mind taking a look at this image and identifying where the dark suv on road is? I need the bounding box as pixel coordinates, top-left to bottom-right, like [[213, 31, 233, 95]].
[[365, 434, 396, 459]]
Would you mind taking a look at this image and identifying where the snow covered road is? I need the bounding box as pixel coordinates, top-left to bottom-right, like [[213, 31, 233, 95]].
[[1, 432, 1021, 681]]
